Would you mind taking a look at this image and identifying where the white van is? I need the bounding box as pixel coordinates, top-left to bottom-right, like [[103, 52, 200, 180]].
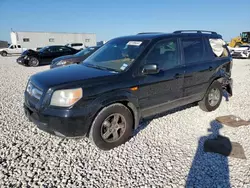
[[65, 43, 86, 50]]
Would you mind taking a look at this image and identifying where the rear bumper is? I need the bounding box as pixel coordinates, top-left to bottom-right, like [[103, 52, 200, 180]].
[[24, 104, 92, 138], [223, 78, 233, 96]]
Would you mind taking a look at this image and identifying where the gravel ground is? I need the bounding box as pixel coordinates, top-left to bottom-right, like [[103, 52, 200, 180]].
[[0, 56, 250, 188]]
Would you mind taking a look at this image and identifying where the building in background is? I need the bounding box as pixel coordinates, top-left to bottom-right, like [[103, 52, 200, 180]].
[[10, 31, 96, 49]]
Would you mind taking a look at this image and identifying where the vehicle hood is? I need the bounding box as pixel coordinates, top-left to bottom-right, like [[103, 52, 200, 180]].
[[31, 64, 118, 89], [232, 47, 249, 52], [21, 49, 39, 56], [0, 48, 8, 51], [52, 55, 82, 64]]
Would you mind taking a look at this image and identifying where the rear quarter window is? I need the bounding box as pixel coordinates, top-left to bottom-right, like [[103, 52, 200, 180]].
[[209, 38, 229, 58]]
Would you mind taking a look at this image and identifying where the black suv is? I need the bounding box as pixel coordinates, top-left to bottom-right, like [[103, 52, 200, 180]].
[[24, 30, 233, 150]]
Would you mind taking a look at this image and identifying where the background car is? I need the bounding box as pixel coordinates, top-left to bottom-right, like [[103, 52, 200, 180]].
[[16, 45, 79, 67], [230, 44, 250, 59], [65, 43, 86, 50], [50, 46, 101, 69]]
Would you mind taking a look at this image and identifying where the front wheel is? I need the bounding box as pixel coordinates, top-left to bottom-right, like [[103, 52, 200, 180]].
[[1, 51, 7, 57], [89, 103, 133, 150], [28, 57, 39, 67], [199, 81, 223, 112]]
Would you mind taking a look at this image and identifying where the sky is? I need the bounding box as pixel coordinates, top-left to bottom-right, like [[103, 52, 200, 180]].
[[0, 0, 249, 42]]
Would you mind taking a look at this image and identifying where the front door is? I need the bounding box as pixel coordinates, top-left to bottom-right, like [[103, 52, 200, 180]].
[[138, 38, 185, 117], [8, 45, 17, 54]]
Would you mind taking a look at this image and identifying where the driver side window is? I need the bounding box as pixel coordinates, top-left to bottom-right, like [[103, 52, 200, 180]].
[[145, 39, 179, 70]]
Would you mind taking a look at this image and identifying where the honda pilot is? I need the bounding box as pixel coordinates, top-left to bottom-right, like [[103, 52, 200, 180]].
[[24, 30, 233, 150]]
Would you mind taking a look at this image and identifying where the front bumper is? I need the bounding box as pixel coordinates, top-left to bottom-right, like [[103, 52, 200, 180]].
[[50, 63, 62, 69], [17, 57, 29, 65], [24, 103, 93, 138], [231, 52, 249, 58]]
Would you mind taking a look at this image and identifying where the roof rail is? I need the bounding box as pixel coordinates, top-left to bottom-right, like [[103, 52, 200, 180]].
[[137, 32, 163, 35], [173, 30, 217, 34]]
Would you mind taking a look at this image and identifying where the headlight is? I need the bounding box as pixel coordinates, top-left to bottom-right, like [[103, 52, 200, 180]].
[[243, 50, 248, 55], [56, 60, 67, 66], [50, 88, 82, 107], [24, 56, 29, 60]]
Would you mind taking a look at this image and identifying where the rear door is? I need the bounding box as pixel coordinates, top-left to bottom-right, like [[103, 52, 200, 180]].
[[181, 36, 215, 101], [39, 46, 61, 64], [138, 38, 185, 117]]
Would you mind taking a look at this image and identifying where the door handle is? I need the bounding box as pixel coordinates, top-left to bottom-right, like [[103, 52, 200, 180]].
[[209, 66, 213, 71], [174, 73, 181, 79]]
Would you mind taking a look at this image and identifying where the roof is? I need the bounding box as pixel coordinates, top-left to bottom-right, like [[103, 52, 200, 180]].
[[114, 31, 222, 41]]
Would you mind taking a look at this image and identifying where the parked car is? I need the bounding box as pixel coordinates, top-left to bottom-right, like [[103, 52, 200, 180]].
[[0, 44, 27, 56], [50, 46, 101, 69], [230, 44, 250, 59], [23, 30, 233, 150], [17, 45, 79, 66], [65, 43, 86, 50]]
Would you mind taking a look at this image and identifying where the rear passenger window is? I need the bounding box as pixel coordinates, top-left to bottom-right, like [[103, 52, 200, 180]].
[[145, 39, 179, 69], [182, 38, 204, 64]]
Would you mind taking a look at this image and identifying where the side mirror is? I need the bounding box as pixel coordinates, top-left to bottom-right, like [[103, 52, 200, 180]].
[[142, 64, 159, 75]]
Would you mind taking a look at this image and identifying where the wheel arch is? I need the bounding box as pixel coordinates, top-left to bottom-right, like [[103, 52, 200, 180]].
[[86, 92, 141, 136], [1, 51, 7, 56]]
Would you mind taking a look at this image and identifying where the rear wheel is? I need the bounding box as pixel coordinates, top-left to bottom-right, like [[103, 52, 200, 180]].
[[1, 51, 7, 57], [199, 81, 223, 112], [28, 57, 39, 67], [89, 103, 133, 150]]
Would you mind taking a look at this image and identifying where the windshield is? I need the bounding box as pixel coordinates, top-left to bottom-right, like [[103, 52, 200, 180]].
[[83, 38, 148, 72], [75, 47, 97, 56], [241, 32, 248, 38], [239, 44, 250, 48], [39, 46, 49, 52]]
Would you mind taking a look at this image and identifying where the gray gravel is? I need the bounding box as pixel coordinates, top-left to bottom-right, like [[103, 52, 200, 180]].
[[0, 56, 250, 187]]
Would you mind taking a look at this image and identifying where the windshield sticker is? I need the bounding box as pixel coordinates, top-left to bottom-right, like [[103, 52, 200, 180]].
[[127, 41, 142, 46], [120, 63, 128, 70]]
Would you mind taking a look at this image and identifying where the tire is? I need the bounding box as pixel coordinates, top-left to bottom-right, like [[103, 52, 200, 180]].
[[89, 103, 133, 150], [28, 57, 39, 67], [199, 81, 223, 112], [1, 51, 7, 57]]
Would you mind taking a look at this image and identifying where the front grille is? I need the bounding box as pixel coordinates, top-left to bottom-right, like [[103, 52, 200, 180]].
[[26, 81, 43, 100], [232, 52, 242, 57]]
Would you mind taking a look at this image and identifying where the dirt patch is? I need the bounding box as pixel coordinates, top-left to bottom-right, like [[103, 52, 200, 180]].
[[216, 115, 250, 127]]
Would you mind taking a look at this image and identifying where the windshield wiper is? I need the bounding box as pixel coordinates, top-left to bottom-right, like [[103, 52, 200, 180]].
[[84, 63, 119, 72]]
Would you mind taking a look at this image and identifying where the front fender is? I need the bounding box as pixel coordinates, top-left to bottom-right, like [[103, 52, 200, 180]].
[[91, 90, 141, 129]]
